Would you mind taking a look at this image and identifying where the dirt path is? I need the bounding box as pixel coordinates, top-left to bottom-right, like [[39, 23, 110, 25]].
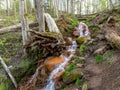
[[84, 51, 120, 90]]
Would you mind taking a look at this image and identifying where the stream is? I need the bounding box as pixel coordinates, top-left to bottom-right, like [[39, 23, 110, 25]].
[[44, 22, 90, 90]]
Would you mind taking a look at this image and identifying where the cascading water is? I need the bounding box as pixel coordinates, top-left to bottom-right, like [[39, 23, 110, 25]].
[[44, 22, 90, 90]]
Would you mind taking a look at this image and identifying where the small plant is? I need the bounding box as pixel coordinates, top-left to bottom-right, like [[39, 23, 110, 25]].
[[103, 51, 115, 62], [82, 83, 88, 90], [79, 44, 85, 55], [67, 63, 76, 72], [70, 18, 78, 28], [62, 63, 75, 79], [75, 78, 82, 86], [95, 54, 103, 64]]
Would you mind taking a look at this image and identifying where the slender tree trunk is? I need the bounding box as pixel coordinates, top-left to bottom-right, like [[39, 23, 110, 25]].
[[6, 0, 10, 16], [109, 0, 114, 8], [71, 0, 74, 14], [14, 0, 17, 20], [20, 0, 29, 54], [36, 0, 45, 32], [67, 0, 69, 13]]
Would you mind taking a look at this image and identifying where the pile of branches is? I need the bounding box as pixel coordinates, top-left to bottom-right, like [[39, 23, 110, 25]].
[[24, 30, 65, 59], [56, 15, 73, 33]]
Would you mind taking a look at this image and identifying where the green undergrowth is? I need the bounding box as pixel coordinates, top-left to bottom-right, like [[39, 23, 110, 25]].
[[0, 32, 22, 68], [95, 51, 116, 64], [0, 58, 37, 90]]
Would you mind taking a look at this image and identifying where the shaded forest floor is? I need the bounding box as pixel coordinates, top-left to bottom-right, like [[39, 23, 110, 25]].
[[0, 8, 120, 90]]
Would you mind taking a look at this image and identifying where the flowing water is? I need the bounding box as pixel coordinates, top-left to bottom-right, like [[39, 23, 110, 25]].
[[44, 22, 90, 90]]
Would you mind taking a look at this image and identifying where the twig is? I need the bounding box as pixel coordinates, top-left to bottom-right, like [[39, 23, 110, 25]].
[[0, 56, 17, 88]]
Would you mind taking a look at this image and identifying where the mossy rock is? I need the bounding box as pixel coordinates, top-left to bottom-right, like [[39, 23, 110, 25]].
[[62, 68, 83, 84], [76, 37, 86, 45]]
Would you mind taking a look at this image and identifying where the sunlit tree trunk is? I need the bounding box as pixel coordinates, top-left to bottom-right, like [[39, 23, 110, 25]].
[[6, 0, 10, 16], [36, 0, 45, 32], [71, 0, 74, 14], [14, 0, 17, 20], [109, 0, 114, 8], [20, 0, 29, 54], [67, 0, 69, 13]]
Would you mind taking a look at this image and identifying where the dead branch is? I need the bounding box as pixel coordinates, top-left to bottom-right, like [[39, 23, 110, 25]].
[[0, 56, 17, 88]]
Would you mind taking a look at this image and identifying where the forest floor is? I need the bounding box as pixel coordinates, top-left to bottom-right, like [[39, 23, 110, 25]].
[[0, 8, 120, 90]]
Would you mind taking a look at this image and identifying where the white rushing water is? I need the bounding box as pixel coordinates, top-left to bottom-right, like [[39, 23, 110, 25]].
[[44, 22, 90, 90]]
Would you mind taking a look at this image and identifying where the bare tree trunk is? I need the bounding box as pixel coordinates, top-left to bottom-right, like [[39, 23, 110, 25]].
[[71, 0, 74, 14], [67, 0, 69, 13], [14, 0, 17, 20], [36, 0, 45, 32], [109, 0, 114, 9], [20, 0, 29, 54], [6, 0, 10, 16]]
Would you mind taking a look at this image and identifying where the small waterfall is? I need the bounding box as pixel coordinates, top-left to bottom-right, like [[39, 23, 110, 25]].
[[44, 41, 77, 90], [44, 22, 90, 90], [78, 22, 90, 37]]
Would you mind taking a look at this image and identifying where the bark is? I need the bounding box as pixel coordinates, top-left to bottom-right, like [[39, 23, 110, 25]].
[[6, 0, 10, 16], [44, 13, 60, 33], [0, 56, 17, 88], [24, 30, 65, 58], [20, 0, 30, 54], [0, 22, 38, 34], [14, 0, 17, 20], [109, 0, 114, 9], [105, 29, 120, 49], [36, 0, 45, 32]]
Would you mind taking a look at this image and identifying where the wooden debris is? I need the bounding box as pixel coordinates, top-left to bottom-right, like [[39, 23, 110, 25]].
[[0, 56, 17, 88], [24, 30, 65, 58], [0, 22, 38, 34]]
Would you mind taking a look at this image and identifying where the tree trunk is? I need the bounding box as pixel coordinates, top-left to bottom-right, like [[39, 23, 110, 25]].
[[0, 56, 17, 88], [109, 0, 114, 9], [6, 0, 10, 16], [14, 0, 17, 20], [20, 0, 29, 53], [36, 0, 45, 32]]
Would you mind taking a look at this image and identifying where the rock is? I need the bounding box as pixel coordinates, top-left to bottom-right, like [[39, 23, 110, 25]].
[[62, 68, 83, 84], [93, 46, 107, 55], [76, 64, 84, 68], [44, 56, 65, 72], [52, 69, 64, 81], [65, 37, 73, 45], [73, 30, 79, 37]]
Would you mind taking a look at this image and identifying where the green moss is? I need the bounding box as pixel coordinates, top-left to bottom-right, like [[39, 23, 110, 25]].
[[0, 81, 13, 90], [95, 54, 103, 64], [13, 59, 37, 82], [75, 78, 82, 86], [76, 37, 86, 45], [79, 44, 86, 55], [92, 26, 99, 33]]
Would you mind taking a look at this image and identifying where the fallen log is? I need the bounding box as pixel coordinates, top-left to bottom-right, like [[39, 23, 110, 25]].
[[0, 56, 17, 88], [105, 29, 120, 49], [0, 21, 38, 34]]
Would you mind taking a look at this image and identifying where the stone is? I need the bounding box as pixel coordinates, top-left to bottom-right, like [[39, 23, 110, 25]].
[[52, 69, 64, 81], [62, 68, 83, 84], [65, 37, 73, 45], [73, 30, 79, 37], [44, 56, 65, 72]]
